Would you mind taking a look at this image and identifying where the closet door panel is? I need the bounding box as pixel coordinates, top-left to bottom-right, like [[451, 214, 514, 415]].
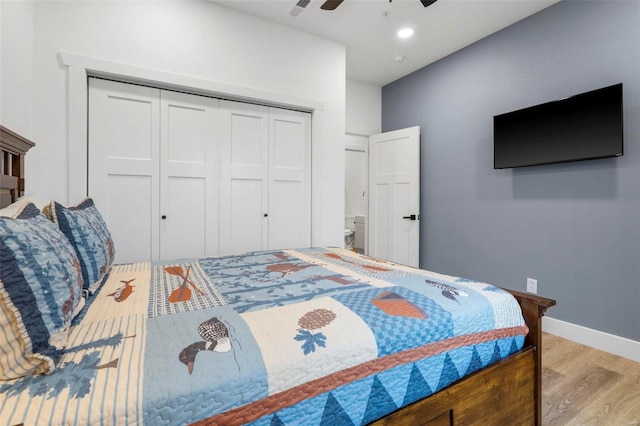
[[162, 177, 206, 260], [160, 91, 219, 261], [220, 101, 269, 254], [268, 108, 311, 249], [106, 176, 154, 263], [230, 179, 265, 253], [88, 78, 160, 263], [269, 181, 305, 249]]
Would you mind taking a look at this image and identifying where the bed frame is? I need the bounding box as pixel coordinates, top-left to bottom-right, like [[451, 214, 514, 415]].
[[373, 289, 555, 426], [0, 127, 556, 425], [0, 125, 35, 207]]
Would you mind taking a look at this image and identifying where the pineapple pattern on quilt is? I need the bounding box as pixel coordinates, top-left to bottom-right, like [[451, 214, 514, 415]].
[[179, 317, 234, 374], [294, 309, 337, 355]]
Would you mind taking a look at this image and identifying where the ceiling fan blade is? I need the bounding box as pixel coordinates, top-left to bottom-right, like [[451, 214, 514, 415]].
[[321, 0, 344, 11], [420, 0, 438, 7]]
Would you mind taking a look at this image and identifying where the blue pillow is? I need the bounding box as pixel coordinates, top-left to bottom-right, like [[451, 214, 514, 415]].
[[44, 198, 115, 295], [0, 203, 84, 379]]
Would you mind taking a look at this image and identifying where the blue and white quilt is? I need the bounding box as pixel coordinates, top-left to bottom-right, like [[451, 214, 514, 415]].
[[0, 248, 528, 425]]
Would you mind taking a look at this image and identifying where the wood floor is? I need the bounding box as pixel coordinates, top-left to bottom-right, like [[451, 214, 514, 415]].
[[541, 333, 640, 426]]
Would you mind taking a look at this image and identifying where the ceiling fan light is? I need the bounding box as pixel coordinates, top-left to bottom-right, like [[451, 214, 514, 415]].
[[398, 28, 414, 39]]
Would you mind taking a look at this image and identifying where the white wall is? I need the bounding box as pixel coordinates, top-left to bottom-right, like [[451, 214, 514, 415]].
[[344, 78, 380, 232], [1, 1, 33, 138], [2, 1, 346, 246], [346, 78, 381, 135]]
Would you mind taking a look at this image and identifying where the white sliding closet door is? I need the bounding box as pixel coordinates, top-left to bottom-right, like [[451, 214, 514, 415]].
[[90, 79, 312, 261], [90, 79, 220, 263], [160, 91, 219, 260], [219, 102, 311, 254], [269, 108, 311, 249], [219, 101, 270, 254], [89, 79, 160, 264]]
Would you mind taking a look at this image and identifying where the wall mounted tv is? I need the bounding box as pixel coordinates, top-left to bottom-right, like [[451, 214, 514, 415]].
[[494, 83, 623, 169]]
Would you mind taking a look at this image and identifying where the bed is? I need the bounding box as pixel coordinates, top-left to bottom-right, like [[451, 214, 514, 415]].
[[0, 128, 555, 426]]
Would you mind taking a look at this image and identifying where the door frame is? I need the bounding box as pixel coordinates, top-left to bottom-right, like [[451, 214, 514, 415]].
[[368, 126, 420, 267], [345, 132, 369, 255]]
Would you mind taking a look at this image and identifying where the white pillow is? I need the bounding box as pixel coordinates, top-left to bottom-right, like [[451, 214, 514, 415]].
[[0, 194, 45, 217]]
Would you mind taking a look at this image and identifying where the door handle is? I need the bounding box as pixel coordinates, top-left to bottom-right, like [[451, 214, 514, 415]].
[[402, 214, 418, 221]]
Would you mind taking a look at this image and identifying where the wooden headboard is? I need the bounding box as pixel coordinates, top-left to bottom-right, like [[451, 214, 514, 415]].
[[0, 125, 35, 209]]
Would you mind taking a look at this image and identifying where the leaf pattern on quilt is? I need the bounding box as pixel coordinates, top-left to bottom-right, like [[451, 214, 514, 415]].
[[65, 332, 136, 354], [294, 330, 327, 355], [294, 309, 336, 355], [0, 352, 101, 400]]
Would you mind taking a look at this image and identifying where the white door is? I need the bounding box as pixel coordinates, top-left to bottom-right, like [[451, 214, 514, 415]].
[[160, 91, 219, 260], [219, 101, 270, 254], [219, 102, 312, 254], [88, 78, 161, 264], [368, 126, 420, 267], [90, 79, 220, 263], [268, 107, 311, 250]]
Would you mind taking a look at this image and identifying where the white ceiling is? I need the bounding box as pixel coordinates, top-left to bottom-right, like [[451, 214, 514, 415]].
[[212, 0, 559, 86]]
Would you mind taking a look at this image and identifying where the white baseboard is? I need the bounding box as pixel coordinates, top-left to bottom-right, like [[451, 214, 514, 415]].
[[543, 316, 640, 363]]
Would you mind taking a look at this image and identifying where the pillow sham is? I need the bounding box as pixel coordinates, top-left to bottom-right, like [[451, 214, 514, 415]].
[[43, 198, 115, 295], [0, 194, 45, 218], [0, 203, 84, 379]]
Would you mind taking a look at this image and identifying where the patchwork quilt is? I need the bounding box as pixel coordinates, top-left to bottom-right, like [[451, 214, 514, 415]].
[[0, 248, 528, 426]]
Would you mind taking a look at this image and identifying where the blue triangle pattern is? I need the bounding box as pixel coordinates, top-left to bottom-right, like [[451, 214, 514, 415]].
[[271, 393, 328, 425], [330, 376, 374, 426], [402, 363, 433, 406], [415, 352, 445, 392], [446, 346, 473, 378], [497, 337, 513, 357], [361, 376, 399, 425], [509, 337, 519, 355], [465, 347, 484, 376], [270, 414, 285, 426], [320, 393, 355, 426], [376, 362, 414, 407], [437, 353, 461, 391], [475, 341, 497, 366], [489, 341, 502, 364]]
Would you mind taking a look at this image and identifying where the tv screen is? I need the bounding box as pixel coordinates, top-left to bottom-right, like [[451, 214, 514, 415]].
[[494, 83, 623, 169]]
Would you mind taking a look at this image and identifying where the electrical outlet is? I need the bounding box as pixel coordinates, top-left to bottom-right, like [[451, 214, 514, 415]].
[[526, 278, 537, 294]]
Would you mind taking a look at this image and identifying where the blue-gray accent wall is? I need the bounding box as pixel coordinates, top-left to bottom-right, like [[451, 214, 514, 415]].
[[382, 0, 640, 341]]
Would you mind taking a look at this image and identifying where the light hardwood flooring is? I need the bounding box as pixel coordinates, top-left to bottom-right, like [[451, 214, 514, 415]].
[[542, 333, 640, 426]]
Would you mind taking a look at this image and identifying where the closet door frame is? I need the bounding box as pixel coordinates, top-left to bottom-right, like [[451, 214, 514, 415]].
[[64, 54, 328, 249]]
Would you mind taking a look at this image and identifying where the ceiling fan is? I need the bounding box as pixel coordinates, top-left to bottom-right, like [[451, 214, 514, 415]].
[[321, 0, 438, 11]]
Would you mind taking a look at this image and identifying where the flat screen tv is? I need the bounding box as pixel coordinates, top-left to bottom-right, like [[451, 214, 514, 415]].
[[494, 83, 623, 169]]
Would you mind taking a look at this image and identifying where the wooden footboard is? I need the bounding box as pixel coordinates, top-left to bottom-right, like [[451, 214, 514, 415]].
[[504, 289, 556, 426], [373, 288, 555, 426], [372, 349, 536, 425]]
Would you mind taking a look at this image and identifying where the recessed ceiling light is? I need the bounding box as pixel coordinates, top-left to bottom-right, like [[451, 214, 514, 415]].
[[398, 28, 414, 39]]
